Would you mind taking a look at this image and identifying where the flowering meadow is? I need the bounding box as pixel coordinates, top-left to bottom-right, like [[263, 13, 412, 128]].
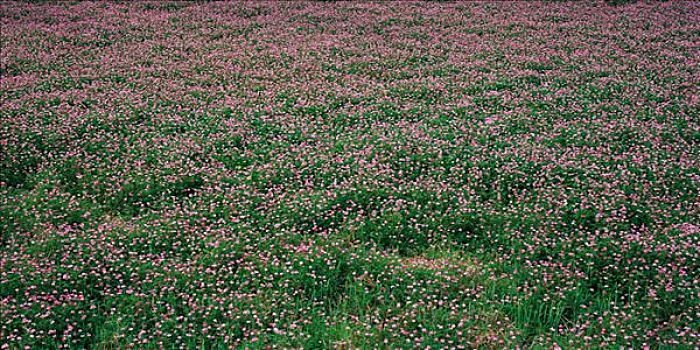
[[1, 1, 699, 349]]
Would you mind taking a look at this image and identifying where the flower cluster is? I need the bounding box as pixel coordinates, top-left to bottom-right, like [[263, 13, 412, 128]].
[[1, 1, 699, 348]]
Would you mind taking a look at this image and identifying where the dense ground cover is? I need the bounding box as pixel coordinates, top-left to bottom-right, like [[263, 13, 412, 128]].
[[1, 1, 699, 349]]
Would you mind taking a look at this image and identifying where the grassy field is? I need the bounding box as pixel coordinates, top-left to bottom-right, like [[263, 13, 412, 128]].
[[1, 1, 699, 349]]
